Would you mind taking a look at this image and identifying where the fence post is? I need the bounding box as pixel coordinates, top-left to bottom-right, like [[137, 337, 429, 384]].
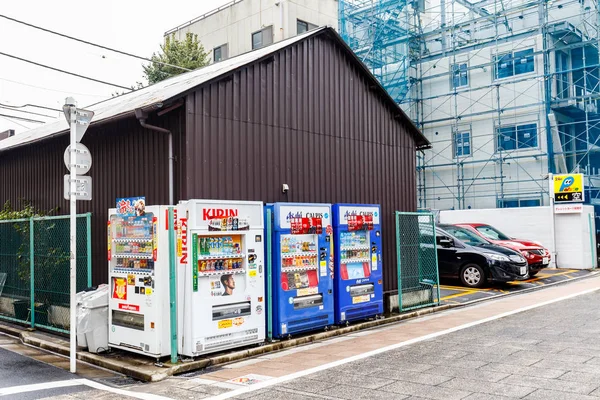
[[29, 217, 35, 328], [86, 213, 92, 287], [395, 212, 402, 312], [431, 214, 441, 305], [266, 208, 273, 342]]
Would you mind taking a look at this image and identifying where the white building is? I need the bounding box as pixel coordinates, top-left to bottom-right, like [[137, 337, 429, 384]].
[[410, 0, 600, 211], [165, 0, 339, 63]]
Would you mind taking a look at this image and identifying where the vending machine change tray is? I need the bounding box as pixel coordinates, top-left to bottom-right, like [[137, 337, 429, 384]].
[[212, 301, 252, 321], [293, 294, 323, 310], [112, 310, 144, 331], [349, 283, 375, 297]]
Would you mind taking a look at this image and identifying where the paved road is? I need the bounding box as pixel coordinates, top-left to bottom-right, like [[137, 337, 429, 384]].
[[0, 345, 89, 400], [221, 290, 600, 400]]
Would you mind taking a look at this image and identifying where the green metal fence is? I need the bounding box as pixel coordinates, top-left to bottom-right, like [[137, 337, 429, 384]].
[[395, 212, 440, 312], [0, 214, 92, 333]]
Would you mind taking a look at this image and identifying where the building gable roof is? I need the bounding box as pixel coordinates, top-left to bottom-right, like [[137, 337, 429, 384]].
[[0, 27, 429, 152]]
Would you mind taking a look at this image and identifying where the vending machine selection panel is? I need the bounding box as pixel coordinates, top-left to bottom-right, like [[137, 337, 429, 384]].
[[108, 205, 172, 359], [268, 203, 334, 338], [333, 204, 383, 324], [177, 200, 265, 357]]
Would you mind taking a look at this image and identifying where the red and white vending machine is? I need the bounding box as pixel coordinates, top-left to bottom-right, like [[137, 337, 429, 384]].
[[107, 199, 172, 360], [176, 199, 265, 357]]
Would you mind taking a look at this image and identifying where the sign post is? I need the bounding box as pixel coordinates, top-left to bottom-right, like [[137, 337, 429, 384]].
[[62, 97, 94, 374]]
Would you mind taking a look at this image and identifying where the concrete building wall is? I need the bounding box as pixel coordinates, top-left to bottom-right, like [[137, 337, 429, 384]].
[[165, 0, 338, 63]]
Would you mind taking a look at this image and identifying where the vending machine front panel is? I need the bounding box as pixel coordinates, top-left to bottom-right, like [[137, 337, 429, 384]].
[[333, 204, 384, 324], [177, 200, 266, 357], [108, 206, 172, 359], [269, 203, 334, 338]]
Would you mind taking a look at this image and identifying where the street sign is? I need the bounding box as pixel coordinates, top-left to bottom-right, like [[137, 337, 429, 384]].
[[553, 173, 584, 203], [63, 175, 92, 201], [62, 104, 94, 142], [63, 143, 92, 175]]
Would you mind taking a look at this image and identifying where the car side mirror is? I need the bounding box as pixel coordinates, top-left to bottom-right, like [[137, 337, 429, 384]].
[[437, 238, 453, 248]]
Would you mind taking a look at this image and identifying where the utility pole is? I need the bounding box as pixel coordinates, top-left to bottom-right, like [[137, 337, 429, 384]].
[[62, 97, 94, 373]]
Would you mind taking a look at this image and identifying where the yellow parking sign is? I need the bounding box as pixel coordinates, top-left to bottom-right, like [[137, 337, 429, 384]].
[[553, 174, 584, 203]]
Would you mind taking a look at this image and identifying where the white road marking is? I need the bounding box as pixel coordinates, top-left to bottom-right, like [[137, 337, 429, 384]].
[[0, 379, 86, 396], [0, 378, 173, 399], [80, 379, 173, 400], [207, 286, 600, 400]]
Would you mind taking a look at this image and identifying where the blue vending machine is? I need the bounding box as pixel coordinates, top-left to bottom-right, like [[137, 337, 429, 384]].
[[266, 202, 334, 338], [332, 204, 383, 325]]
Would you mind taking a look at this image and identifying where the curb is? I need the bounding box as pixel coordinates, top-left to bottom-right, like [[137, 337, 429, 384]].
[[0, 270, 597, 382]]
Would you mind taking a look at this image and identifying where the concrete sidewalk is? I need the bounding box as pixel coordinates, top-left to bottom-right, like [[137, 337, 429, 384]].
[[0, 271, 597, 383]]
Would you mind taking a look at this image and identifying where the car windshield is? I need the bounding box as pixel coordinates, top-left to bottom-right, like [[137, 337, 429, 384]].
[[443, 226, 490, 246], [475, 225, 511, 240]]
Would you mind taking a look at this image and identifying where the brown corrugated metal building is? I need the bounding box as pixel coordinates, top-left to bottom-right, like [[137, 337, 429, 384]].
[[0, 27, 429, 306]]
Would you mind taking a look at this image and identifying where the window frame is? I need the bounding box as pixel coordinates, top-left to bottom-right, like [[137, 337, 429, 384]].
[[497, 198, 542, 208], [213, 44, 228, 63], [453, 130, 472, 158], [495, 122, 539, 152], [252, 26, 273, 50], [451, 62, 469, 89], [493, 47, 535, 81]]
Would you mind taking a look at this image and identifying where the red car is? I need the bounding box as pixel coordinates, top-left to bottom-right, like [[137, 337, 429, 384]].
[[455, 223, 551, 276]]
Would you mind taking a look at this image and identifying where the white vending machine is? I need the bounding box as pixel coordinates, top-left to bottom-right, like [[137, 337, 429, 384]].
[[107, 202, 172, 360], [176, 200, 265, 357]]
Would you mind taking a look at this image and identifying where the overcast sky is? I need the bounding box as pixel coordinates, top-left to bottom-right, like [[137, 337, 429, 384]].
[[0, 0, 231, 134]]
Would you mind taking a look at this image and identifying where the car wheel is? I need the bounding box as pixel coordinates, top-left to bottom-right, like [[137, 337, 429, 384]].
[[460, 264, 486, 288], [529, 269, 539, 277]]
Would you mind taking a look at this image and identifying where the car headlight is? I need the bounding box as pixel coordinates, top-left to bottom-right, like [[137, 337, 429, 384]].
[[521, 251, 533, 259], [486, 253, 510, 262]]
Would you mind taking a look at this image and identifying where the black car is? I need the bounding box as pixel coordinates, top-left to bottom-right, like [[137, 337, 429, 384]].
[[436, 225, 529, 288]]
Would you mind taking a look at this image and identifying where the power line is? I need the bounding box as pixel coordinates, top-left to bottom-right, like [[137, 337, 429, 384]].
[[0, 77, 109, 98], [0, 113, 44, 124], [0, 115, 30, 129], [0, 14, 192, 73], [0, 51, 132, 90], [0, 102, 61, 112], [0, 105, 55, 119]]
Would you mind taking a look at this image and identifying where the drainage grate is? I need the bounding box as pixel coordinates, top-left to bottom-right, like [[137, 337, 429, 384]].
[[96, 376, 142, 387]]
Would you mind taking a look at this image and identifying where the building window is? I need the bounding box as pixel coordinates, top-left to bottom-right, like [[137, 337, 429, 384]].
[[252, 26, 273, 50], [454, 131, 471, 157], [496, 123, 538, 151], [498, 198, 541, 208], [451, 63, 468, 88], [213, 44, 228, 63], [297, 19, 317, 34], [494, 48, 534, 79]]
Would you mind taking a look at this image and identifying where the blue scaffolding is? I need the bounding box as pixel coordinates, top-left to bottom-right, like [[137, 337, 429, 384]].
[[338, 0, 415, 103]]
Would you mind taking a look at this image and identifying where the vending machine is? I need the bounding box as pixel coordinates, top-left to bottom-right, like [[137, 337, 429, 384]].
[[332, 204, 383, 325], [107, 201, 172, 359], [266, 203, 334, 338], [176, 199, 265, 357]]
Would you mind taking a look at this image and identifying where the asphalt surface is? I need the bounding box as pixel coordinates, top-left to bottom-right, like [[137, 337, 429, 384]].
[[439, 268, 595, 305], [0, 345, 89, 399], [222, 290, 600, 399]]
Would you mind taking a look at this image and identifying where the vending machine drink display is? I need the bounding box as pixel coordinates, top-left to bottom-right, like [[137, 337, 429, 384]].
[[332, 204, 383, 324], [176, 200, 265, 356], [108, 202, 172, 359], [266, 203, 334, 338]]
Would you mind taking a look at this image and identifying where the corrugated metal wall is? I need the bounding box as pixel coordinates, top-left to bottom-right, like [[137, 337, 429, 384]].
[[0, 110, 184, 285], [184, 33, 418, 294]]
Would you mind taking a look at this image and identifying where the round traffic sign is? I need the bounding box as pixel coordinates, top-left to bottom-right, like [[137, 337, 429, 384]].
[[63, 143, 92, 175]]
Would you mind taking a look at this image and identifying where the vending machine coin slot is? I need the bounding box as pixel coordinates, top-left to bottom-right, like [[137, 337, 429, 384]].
[[211, 302, 252, 320], [293, 294, 323, 310]]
